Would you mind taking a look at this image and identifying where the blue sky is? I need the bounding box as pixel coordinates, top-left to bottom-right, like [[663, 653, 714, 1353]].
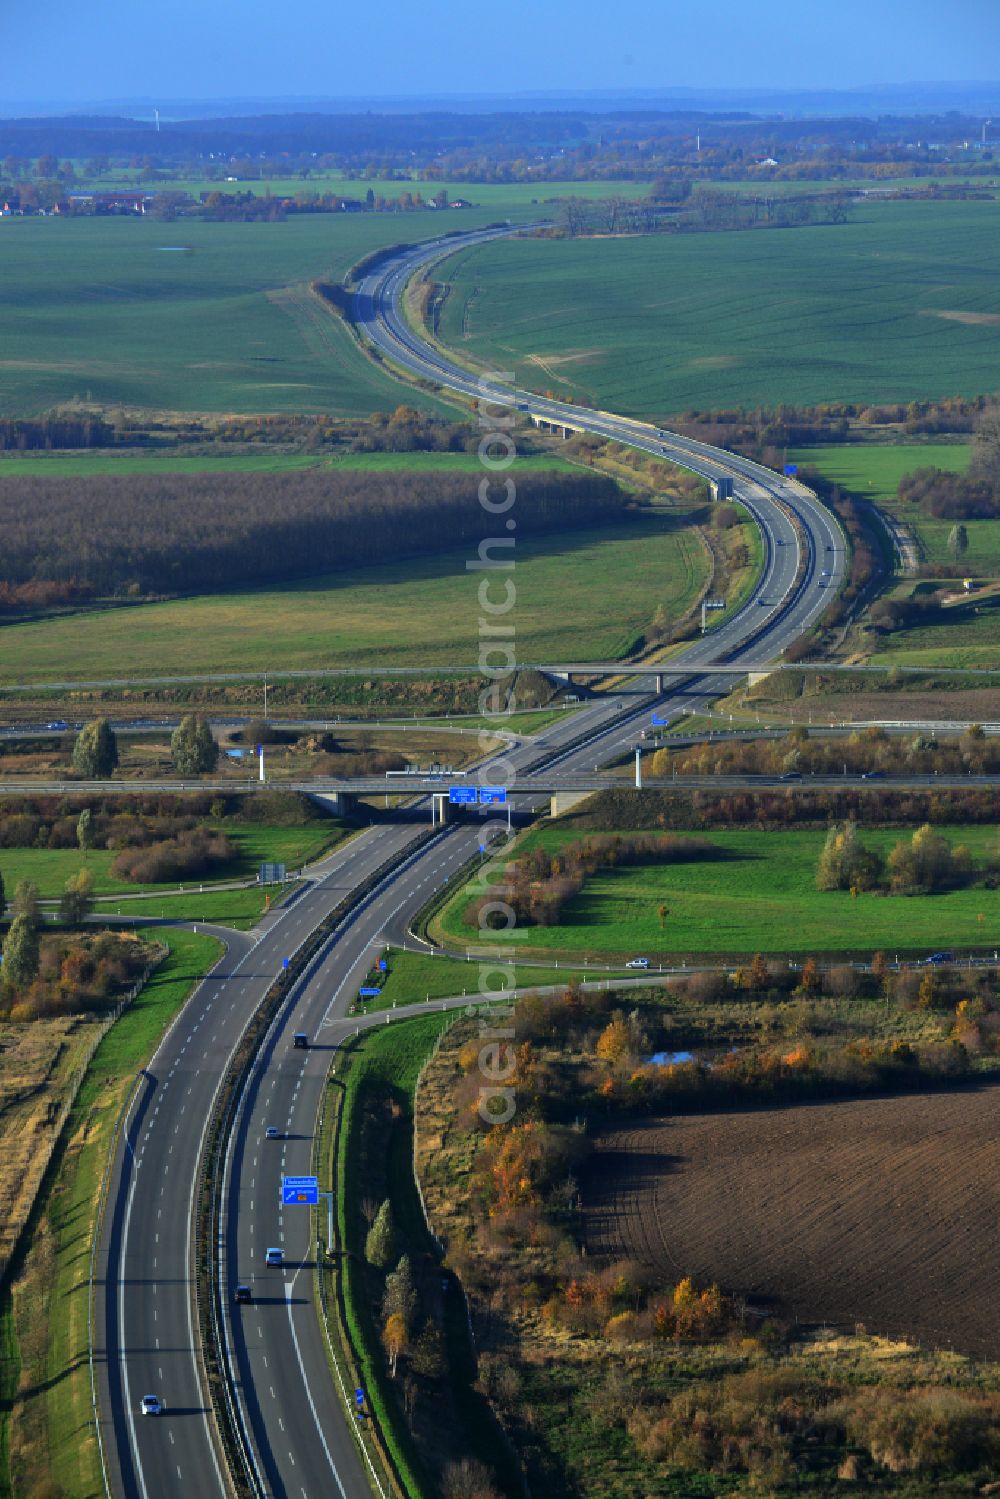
[[2, 0, 999, 105]]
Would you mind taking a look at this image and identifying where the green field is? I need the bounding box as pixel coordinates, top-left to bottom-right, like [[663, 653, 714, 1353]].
[[435, 824, 1000, 958], [356, 946, 626, 1011], [789, 441, 1000, 569], [0, 820, 343, 898], [90, 175, 650, 207], [0, 206, 544, 419], [16, 926, 222, 1497], [0, 511, 707, 682], [0, 449, 581, 477], [432, 200, 1000, 415], [871, 608, 1000, 669]]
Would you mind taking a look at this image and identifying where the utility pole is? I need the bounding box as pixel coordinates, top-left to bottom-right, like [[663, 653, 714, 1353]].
[[263, 673, 268, 721], [635, 746, 642, 789]]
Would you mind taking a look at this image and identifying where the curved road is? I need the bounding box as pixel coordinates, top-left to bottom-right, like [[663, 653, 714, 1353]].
[[98, 226, 844, 1499]]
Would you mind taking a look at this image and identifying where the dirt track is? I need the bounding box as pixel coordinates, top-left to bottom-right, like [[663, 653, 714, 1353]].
[[583, 1085, 1000, 1357]]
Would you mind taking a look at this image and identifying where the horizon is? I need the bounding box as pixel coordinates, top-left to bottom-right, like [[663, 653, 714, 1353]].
[[4, 0, 1000, 108]]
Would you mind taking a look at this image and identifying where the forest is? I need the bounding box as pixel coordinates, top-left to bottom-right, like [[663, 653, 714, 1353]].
[[0, 467, 625, 603]]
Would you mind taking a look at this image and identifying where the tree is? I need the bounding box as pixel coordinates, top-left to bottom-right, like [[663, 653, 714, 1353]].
[[59, 869, 94, 927], [816, 821, 883, 892], [409, 1319, 446, 1381], [4, 913, 39, 988], [170, 714, 219, 774], [365, 1199, 397, 1269], [13, 879, 40, 924], [658, 903, 669, 930], [35, 154, 58, 180], [596, 1015, 630, 1064], [72, 719, 118, 779], [77, 807, 93, 855], [947, 523, 969, 561], [382, 1313, 407, 1377], [383, 1254, 419, 1334], [797, 956, 820, 995]]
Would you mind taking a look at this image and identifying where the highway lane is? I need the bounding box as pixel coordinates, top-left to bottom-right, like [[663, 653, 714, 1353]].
[[98, 693, 658, 1499], [100, 225, 845, 1499], [98, 821, 427, 1499]]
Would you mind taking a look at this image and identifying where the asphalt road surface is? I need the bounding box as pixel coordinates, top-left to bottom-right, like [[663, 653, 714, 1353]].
[[98, 225, 845, 1499]]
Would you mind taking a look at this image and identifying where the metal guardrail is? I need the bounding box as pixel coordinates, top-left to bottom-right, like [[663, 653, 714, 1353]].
[[197, 829, 442, 1497]]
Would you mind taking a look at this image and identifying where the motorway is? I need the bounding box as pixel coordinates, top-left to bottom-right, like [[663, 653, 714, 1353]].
[[98, 224, 845, 1499]]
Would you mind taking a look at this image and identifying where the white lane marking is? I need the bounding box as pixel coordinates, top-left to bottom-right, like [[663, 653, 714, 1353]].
[[284, 1278, 349, 1498]]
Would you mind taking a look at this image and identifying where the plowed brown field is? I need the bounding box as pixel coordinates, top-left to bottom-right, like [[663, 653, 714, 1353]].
[[583, 1086, 1000, 1357]]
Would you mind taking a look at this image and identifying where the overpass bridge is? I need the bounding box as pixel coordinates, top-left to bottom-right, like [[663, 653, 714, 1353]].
[[3, 660, 999, 699]]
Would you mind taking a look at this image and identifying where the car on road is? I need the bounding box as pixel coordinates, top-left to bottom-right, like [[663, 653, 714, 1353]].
[[292, 1032, 309, 1049], [626, 957, 650, 969], [922, 951, 954, 966], [140, 1395, 163, 1417], [265, 1247, 284, 1267], [820, 569, 831, 578], [234, 1284, 252, 1304], [46, 720, 68, 731], [778, 770, 802, 781], [861, 770, 885, 780], [265, 1126, 280, 1139]]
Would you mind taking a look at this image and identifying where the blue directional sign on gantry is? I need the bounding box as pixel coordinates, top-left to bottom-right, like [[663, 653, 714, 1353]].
[[448, 786, 477, 804], [282, 1175, 319, 1206]]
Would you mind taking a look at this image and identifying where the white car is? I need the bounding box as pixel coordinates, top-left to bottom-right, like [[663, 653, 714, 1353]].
[[264, 1126, 280, 1140], [265, 1247, 284, 1267], [140, 1395, 163, 1417], [626, 957, 650, 970]]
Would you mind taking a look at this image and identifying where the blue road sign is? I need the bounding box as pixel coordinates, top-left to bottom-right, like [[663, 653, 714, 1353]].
[[783, 463, 798, 477], [378, 958, 387, 972], [282, 958, 290, 970], [359, 987, 381, 998], [355, 1388, 365, 1407], [651, 714, 671, 726], [448, 786, 477, 804], [282, 1175, 319, 1205], [479, 786, 508, 805]]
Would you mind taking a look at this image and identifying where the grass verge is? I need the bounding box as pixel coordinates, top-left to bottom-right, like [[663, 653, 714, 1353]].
[[3, 927, 222, 1498]]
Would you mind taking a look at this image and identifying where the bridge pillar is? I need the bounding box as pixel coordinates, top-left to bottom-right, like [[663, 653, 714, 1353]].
[[654, 672, 664, 694], [431, 793, 451, 826], [747, 670, 774, 688], [308, 790, 356, 818], [550, 790, 592, 819]]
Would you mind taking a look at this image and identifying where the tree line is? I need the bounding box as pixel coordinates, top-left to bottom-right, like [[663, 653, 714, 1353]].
[[0, 468, 624, 602], [656, 723, 1000, 779]]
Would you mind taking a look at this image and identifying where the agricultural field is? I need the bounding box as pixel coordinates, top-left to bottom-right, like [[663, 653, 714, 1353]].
[[433, 199, 1000, 415], [584, 1085, 1000, 1357], [85, 174, 650, 208], [0, 510, 708, 682], [0, 206, 545, 419], [434, 823, 1000, 958], [0, 448, 581, 477]]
